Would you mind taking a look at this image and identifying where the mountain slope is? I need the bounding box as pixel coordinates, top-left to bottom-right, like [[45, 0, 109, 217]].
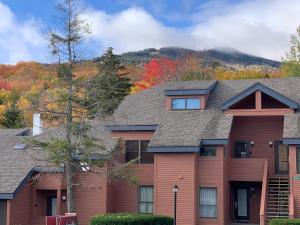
[[110, 47, 281, 69]]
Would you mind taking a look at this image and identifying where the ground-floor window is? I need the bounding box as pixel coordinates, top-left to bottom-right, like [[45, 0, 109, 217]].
[[138, 186, 153, 213], [297, 147, 300, 173], [199, 187, 217, 218]]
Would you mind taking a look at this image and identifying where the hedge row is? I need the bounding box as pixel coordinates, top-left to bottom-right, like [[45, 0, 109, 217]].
[[270, 219, 300, 225], [90, 213, 173, 225]]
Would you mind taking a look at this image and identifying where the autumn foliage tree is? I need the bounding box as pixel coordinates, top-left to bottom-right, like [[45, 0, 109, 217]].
[[132, 57, 179, 93]]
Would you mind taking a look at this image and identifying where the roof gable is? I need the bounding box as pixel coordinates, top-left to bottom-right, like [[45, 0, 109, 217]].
[[221, 82, 300, 110]]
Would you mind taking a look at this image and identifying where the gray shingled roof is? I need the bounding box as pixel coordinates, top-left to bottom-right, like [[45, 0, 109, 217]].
[[0, 120, 115, 196], [163, 80, 216, 90], [150, 111, 232, 147], [0, 132, 50, 194], [283, 114, 300, 139], [113, 78, 300, 142], [3, 77, 300, 196]]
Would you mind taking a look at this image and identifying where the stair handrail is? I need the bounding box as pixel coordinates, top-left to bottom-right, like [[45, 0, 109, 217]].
[[260, 159, 268, 225], [289, 193, 295, 219]]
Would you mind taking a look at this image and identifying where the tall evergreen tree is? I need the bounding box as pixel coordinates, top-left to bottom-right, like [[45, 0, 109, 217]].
[[29, 1, 135, 214], [0, 107, 24, 128], [0, 90, 25, 128], [86, 47, 132, 116]]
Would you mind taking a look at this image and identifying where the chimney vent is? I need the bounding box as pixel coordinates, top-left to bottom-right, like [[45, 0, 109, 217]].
[[33, 113, 43, 136]]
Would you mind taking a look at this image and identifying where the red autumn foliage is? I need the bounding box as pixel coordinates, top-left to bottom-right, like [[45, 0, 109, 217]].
[[133, 57, 178, 92], [0, 79, 11, 90]]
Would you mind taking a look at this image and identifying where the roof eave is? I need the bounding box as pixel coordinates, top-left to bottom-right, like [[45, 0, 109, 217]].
[[164, 81, 218, 96], [105, 124, 158, 132], [283, 138, 300, 145], [148, 146, 199, 153]]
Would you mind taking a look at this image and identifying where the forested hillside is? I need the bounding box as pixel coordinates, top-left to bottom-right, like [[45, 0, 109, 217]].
[[0, 47, 290, 127]]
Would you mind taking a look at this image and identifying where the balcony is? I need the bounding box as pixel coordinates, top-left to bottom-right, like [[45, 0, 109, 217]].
[[229, 158, 266, 182]]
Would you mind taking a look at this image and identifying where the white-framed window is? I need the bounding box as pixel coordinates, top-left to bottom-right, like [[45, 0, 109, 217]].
[[171, 98, 201, 110], [199, 187, 217, 218], [138, 186, 154, 213]]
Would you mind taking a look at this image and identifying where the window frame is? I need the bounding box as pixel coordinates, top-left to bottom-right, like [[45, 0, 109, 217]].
[[138, 185, 154, 214], [125, 140, 140, 163], [297, 147, 300, 174], [171, 97, 201, 110], [200, 146, 217, 157], [234, 141, 250, 158], [125, 140, 153, 164], [199, 187, 218, 219]]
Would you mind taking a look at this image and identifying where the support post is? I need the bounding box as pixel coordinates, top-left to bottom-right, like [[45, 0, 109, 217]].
[[56, 189, 62, 215]]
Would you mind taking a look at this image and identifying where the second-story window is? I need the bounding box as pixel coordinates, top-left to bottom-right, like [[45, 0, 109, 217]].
[[125, 140, 154, 164], [171, 98, 201, 110], [200, 146, 216, 156], [234, 141, 250, 158]]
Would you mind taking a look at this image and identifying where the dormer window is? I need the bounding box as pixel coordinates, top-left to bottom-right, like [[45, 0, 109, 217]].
[[171, 98, 201, 110]]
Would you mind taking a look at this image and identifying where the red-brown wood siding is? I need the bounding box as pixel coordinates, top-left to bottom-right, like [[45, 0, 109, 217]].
[[198, 146, 226, 225], [74, 172, 108, 225], [110, 164, 154, 213], [229, 116, 284, 176], [9, 182, 32, 225], [289, 146, 300, 217], [155, 153, 197, 225], [229, 158, 265, 181]]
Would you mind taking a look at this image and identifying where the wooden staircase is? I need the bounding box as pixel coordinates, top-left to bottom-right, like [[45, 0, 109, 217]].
[[266, 176, 290, 224]]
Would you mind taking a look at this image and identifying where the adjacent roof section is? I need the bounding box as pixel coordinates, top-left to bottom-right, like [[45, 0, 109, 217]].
[[221, 82, 300, 110], [0, 119, 115, 199], [283, 114, 300, 144], [164, 80, 217, 96], [148, 111, 232, 152]]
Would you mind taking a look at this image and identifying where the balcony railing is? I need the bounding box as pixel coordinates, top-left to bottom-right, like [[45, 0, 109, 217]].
[[229, 158, 266, 181], [259, 159, 268, 225]]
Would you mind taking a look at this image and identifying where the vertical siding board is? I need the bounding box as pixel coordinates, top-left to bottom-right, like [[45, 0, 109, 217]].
[[198, 146, 225, 225], [155, 153, 197, 225], [289, 146, 300, 217]]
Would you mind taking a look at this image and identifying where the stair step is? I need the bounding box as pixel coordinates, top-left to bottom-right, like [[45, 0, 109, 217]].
[[266, 176, 290, 224]]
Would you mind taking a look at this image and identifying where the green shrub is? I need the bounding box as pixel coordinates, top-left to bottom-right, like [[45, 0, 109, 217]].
[[270, 219, 300, 225], [90, 213, 173, 225]]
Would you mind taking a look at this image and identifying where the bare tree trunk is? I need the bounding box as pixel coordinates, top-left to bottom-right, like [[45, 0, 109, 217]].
[[66, 0, 75, 213]]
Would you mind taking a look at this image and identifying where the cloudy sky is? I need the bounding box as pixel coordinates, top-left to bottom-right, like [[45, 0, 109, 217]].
[[1, 0, 300, 64]]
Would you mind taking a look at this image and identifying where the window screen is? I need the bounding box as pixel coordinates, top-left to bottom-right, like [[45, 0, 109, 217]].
[[139, 186, 154, 213], [199, 187, 217, 218]]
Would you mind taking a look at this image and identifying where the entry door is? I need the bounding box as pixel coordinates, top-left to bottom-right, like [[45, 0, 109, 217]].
[[47, 196, 57, 216], [275, 142, 289, 175], [234, 188, 249, 221]]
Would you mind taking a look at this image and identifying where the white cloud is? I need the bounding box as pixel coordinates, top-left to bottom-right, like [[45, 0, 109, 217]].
[[84, 0, 300, 61], [0, 2, 46, 64], [83, 7, 193, 53], [1, 0, 300, 63]]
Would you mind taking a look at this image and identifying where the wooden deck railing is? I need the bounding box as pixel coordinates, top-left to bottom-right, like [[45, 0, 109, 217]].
[[259, 159, 268, 225], [229, 158, 265, 181], [289, 194, 295, 219]]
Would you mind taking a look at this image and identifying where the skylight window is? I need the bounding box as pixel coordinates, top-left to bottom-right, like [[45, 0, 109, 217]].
[[171, 98, 201, 110], [13, 143, 28, 150]]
